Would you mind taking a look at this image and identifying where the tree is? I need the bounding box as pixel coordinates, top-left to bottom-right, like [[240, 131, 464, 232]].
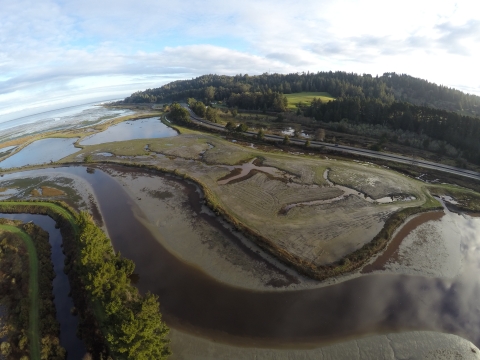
[[169, 103, 190, 124], [314, 128, 325, 141], [1, 342, 11, 356], [231, 108, 238, 118], [107, 294, 170, 360], [225, 121, 235, 132], [191, 101, 206, 117], [186, 98, 196, 107], [257, 129, 265, 140], [204, 86, 215, 102], [205, 107, 217, 122], [283, 135, 290, 145], [236, 123, 248, 132], [423, 138, 430, 149], [305, 139, 311, 148]]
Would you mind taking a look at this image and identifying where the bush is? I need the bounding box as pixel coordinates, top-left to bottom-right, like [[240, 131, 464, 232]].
[[1, 342, 12, 356]]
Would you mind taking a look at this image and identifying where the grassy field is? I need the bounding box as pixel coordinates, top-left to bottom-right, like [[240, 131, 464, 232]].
[[0, 225, 40, 360], [285, 92, 335, 109]]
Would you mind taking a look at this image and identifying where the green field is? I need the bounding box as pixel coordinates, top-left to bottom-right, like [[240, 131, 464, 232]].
[[285, 92, 335, 109]]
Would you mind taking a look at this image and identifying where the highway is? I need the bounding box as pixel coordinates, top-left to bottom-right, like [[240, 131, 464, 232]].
[[180, 105, 480, 182]]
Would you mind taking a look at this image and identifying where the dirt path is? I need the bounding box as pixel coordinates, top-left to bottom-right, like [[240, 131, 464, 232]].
[[0, 225, 40, 360]]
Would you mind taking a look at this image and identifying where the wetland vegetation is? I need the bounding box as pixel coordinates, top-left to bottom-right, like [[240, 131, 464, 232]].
[[0, 201, 170, 359], [0, 219, 65, 359], [2, 85, 480, 358]]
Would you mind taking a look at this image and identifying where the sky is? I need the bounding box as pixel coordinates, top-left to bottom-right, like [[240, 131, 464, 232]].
[[1, 0, 479, 123]]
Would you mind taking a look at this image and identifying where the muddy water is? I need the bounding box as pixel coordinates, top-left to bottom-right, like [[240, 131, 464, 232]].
[[80, 117, 177, 145], [362, 211, 446, 272], [0, 138, 79, 169], [2, 166, 480, 348], [0, 213, 87, 359]]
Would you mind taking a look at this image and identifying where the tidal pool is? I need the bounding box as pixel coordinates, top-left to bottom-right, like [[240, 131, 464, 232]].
[[2, 166, 480, 350], [0, 138, 79, 169], [80, 117, 177, 145], [0, 213, 87, 359]]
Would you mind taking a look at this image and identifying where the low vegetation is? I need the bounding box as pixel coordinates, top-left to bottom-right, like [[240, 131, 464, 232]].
[[427, 184, 480, 213], [0, 220, 65, 360], [60, 127, 442, 280], [0, 201, 171, 359]]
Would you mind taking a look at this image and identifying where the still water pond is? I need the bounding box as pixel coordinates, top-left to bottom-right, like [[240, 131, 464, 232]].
[[80, 117, 177, 145], [2, 166, 480, 348], [0, 138, 78, 169]]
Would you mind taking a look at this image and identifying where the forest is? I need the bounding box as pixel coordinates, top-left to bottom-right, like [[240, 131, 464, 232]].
[[123, 72, 480, 117], [123, 72, 480, 164], [75, 211, 171, 360], [303, 98, 480, 163]]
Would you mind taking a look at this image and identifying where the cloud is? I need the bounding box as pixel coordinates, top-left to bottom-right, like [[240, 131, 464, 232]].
[[435, 20, 480, 56], [1, 0, 480, 124]]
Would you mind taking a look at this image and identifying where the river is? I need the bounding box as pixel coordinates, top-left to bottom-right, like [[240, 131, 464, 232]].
[[1, 165, 480, 350]]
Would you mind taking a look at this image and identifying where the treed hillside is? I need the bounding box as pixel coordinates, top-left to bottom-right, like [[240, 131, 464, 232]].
[[305, 98, 480, 163], [382, 73, 480, 116], [123, 72, 480, 117], [123, 72, 480, 163]]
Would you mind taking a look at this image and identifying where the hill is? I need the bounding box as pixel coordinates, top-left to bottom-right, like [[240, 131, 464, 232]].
[[122, 72, 480, 164], [123, 72, 480, 117]]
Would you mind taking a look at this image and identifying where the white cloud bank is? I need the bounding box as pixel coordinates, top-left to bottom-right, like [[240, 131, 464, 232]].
[[0, 0, 479, 123]]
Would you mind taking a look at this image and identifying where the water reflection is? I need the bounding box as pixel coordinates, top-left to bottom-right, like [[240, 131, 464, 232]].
[[0, 138, 78, 169], [80, 117, 177, 145], [2, 166, 480, 347]]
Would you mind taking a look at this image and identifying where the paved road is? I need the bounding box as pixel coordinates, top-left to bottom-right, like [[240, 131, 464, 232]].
[[181, 105, 480, 182]]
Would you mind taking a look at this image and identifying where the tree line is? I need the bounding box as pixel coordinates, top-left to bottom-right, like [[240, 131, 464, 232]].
[[303, 97, 480, 163], [123, 72, 480, 117], [124, 72, 480, 163], [74, 211, 171, 360]]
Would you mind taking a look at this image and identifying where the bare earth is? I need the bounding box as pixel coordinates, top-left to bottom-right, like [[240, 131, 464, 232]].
[[169, 329, 480, 360]]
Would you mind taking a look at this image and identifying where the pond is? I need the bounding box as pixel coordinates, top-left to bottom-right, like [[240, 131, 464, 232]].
[[0, 213, 87, 359], [80, 117, 177, 145], [1, 166, 480, 350], [0, 138, 79, 169]]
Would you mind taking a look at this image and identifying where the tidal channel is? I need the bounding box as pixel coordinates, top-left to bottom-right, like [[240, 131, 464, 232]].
[[0, 213, 87, 359], [2, 165, 480, 349]]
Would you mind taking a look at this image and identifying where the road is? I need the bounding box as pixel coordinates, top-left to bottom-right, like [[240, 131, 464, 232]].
[[180, 105, 480, 182]]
